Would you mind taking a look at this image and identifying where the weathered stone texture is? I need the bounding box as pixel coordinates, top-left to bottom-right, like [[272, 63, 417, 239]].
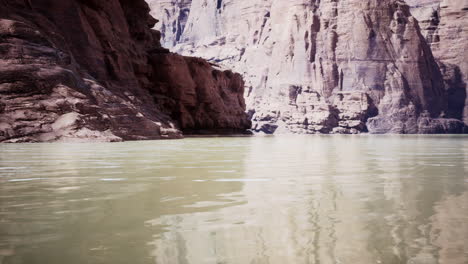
[[150, 0, 467, 134], [0, 0, 250, 142]]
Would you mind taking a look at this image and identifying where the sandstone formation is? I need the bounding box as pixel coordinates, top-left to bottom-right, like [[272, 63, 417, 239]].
[[149, 0, 467, 134], [0, 0, 250, 143], [407, 0, 468, 125]]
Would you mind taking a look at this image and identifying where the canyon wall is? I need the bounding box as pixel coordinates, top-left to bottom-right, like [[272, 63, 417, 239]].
[[149, 0, 467, 134], [407, 0, 468, 125], [0, 0, 250, 143]]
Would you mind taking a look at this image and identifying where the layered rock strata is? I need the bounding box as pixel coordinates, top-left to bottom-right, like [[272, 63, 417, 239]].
[[150, 0, 467, 134], [0, 0, 250, 143]]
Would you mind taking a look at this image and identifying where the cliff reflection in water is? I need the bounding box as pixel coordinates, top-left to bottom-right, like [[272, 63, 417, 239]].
[[148, 136, 468, 264], [0, 136, 467, 264]]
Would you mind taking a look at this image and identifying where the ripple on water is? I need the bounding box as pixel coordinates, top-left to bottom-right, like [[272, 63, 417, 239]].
[[99, 178, 127, 182], [7, 178, 42, 182], [214, 178, 272, 182]]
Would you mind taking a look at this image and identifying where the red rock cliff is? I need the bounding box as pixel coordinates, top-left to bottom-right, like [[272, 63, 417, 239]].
[[0, 0, 251, 142]]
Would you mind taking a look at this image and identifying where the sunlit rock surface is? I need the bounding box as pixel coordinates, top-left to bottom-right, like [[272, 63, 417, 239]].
[[149, 0, 467, 134], [0, 0, 250, 143]]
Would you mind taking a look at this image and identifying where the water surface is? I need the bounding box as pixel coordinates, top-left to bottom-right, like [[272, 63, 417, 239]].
[[0, 135, 467, 264]]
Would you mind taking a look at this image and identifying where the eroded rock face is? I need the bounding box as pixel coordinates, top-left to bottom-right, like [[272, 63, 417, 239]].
[[407, 0, 468, 125], [148, 54, 250, 134], [148, 0, 192, 48], [150, 0, 467, 134], [0, 0, 250, 142]]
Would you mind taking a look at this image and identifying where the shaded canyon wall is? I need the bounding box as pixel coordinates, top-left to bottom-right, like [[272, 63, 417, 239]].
[[407, 0, 468, 125], [0, 0, 250, 143]]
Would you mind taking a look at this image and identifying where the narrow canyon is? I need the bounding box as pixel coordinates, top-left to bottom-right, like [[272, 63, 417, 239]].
[[0, 0, 467, 142]]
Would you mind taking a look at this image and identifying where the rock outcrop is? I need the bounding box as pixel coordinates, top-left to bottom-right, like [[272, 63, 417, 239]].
[[150, 0, 467, 134], [149, 0, 192, 48], [407, 0, 468, 125], [0, 0, 250, 143]]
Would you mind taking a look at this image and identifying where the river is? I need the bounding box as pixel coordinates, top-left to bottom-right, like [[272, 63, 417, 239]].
[[0, 135, 467, 263]]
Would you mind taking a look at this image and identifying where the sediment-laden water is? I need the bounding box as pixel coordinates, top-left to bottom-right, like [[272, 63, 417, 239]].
[[0, 135, 467, 264]]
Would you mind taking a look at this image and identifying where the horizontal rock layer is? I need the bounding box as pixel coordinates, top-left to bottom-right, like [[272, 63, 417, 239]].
[[0, 0, 250, 143], [150, 0, 467, 134]]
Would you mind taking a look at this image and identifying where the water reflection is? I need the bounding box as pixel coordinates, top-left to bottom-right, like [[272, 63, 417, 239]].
[[0, 139, 248, 264], [148, 136, 468, 264], [0, 135, 467, 264]]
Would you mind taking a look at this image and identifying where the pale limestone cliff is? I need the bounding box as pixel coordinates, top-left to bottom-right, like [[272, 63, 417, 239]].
[[148, 0, 192, 48], [149, 0, 467, 134]]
